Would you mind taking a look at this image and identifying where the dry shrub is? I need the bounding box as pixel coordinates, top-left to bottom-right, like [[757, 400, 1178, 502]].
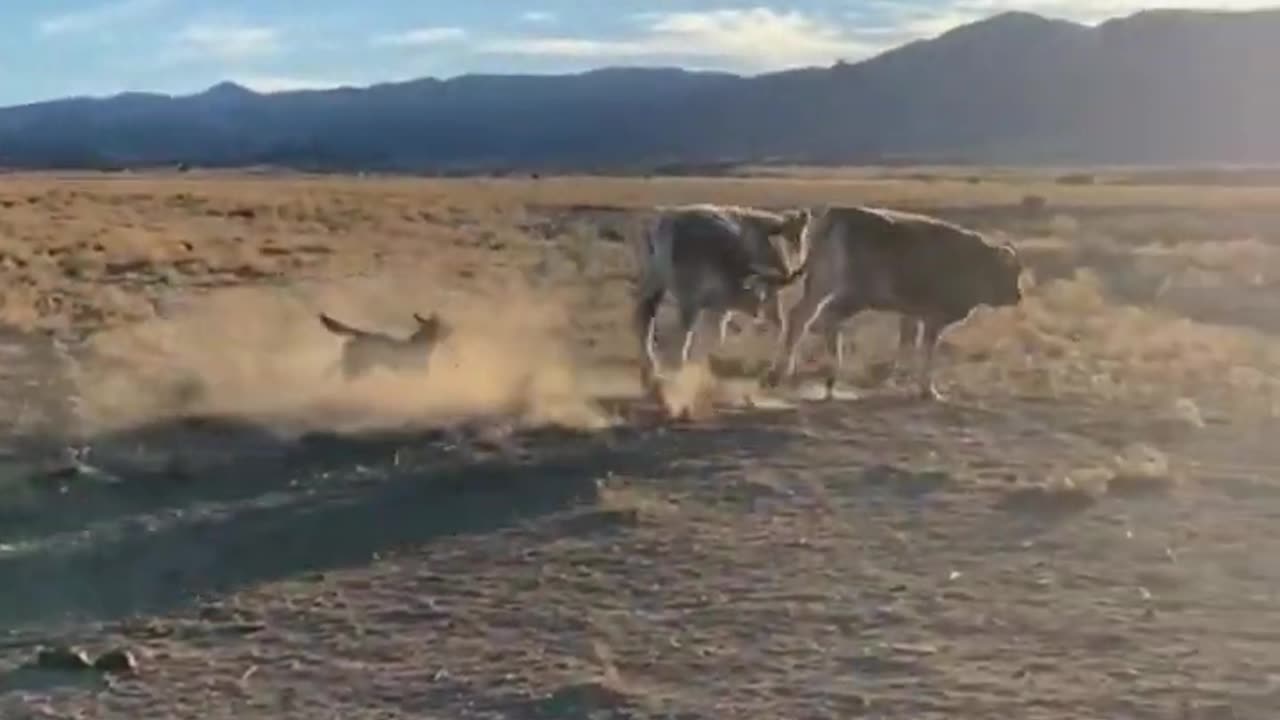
[[1047, 213, 1081, 236], [1006, 444, 1177, 514], [999, 471, 1104, 514], [1011, 213, 1279, 306], [1106, 443, 1179, 496], [945, 269, 1280, 417], [1144, 236, 1277, 281], [1152, 396, 1207, 438], [1116, 236, 1279, 313], [596, 483, 679, 522], [1170, 396, 1206, 428], [1057, 173, 1096, 186], [66, 266, 613, 440]]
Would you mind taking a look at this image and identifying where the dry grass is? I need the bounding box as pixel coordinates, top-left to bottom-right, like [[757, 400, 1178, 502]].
[[5, 171, 1280, 435]]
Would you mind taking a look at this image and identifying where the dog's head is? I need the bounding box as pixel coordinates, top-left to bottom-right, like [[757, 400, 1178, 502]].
[[410, 312, 452, 344]]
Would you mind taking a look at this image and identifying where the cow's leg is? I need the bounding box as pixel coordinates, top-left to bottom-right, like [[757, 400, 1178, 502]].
[[701, 309, 733, 373], [762, 289, 788, 368], [821, 325, 844, 401], [760, 288, 784, 331], [715, 310, 734, 348], [761, 290, 834, 389], [633, 282, 665, 391], [677, 298, 702, 368], [892, 314, 922, 383], [917, 317, 950, 401], [815, 298, 862, 400]]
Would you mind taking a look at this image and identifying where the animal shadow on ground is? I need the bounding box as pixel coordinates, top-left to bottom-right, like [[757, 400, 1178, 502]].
[[0, 666, 108, 695], [1, 416, 315, 545], [861, 463, 953, 499], [0, 401, 800, 630], [2, 411, 598, 546], [991, 483, 1104, 546]]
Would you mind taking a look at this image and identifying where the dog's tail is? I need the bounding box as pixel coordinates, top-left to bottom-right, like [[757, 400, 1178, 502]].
[[318, 313, 368, 338]]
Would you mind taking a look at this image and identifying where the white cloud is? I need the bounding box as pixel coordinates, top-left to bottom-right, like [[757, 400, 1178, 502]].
[[481, 37, 636, 57], [953, 0, 1278, 24], [38, 0, 168, 36], [477, 2, 1280, 74], [231, 75, 349, 93], [521, 11, 556, 24], [857, 0, 1280, 42], [373, 27, 468, 47], [176, 23, 281, 61], [481, 8, 875, 69]]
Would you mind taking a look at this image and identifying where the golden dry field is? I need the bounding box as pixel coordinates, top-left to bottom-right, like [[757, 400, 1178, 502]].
[[4, 169, 1280, 718]]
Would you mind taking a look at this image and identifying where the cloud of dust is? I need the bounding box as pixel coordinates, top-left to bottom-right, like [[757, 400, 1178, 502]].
[[653, 360, 788, 418], [66, 268, 615, 440], [656, 362, 718, 421]]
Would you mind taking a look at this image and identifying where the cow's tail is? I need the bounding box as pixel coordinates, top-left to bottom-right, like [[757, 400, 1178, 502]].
[[628, 211, 659, 275], [633, 213, 672, 330], [632, 212, 674, 385], [634, 282, 664, 342]]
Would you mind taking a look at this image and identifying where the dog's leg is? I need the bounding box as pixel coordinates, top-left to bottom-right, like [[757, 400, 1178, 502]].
[[341, 348, 367, 382], [323, 357, 345, 381]]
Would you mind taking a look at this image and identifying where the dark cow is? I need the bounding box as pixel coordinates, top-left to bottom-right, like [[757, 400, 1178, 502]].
[[761, 205, 1025, 400], [633, 204, 809, 389]]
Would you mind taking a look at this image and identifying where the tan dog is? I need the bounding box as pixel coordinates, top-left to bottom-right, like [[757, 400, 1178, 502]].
[[319, 311, 453, 381]]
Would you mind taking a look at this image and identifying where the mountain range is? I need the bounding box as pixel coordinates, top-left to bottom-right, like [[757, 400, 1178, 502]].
[[2, 8, 1278, 172]]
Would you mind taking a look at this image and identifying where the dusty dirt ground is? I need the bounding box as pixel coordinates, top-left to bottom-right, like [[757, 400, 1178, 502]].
[[4, 170, 1280, 718]]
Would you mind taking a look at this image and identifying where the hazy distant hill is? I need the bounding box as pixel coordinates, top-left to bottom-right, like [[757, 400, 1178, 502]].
[[2, 8, 1278, 172]]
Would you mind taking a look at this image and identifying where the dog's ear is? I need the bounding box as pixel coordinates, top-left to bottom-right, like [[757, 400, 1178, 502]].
[[415, 312, 448, 334]]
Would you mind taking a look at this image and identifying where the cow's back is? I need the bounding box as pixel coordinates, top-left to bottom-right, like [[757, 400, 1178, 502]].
[[822, 206, 1003, 317], [665, 207, 759, 283]]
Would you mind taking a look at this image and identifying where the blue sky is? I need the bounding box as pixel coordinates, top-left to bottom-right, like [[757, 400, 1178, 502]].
[[1, 0, 1273, 106]]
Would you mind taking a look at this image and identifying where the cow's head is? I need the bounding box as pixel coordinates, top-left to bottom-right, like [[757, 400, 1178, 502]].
[[744, 207, 813, 288], [776, 208, 811, 259], [987, 243, 1025, 307]]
